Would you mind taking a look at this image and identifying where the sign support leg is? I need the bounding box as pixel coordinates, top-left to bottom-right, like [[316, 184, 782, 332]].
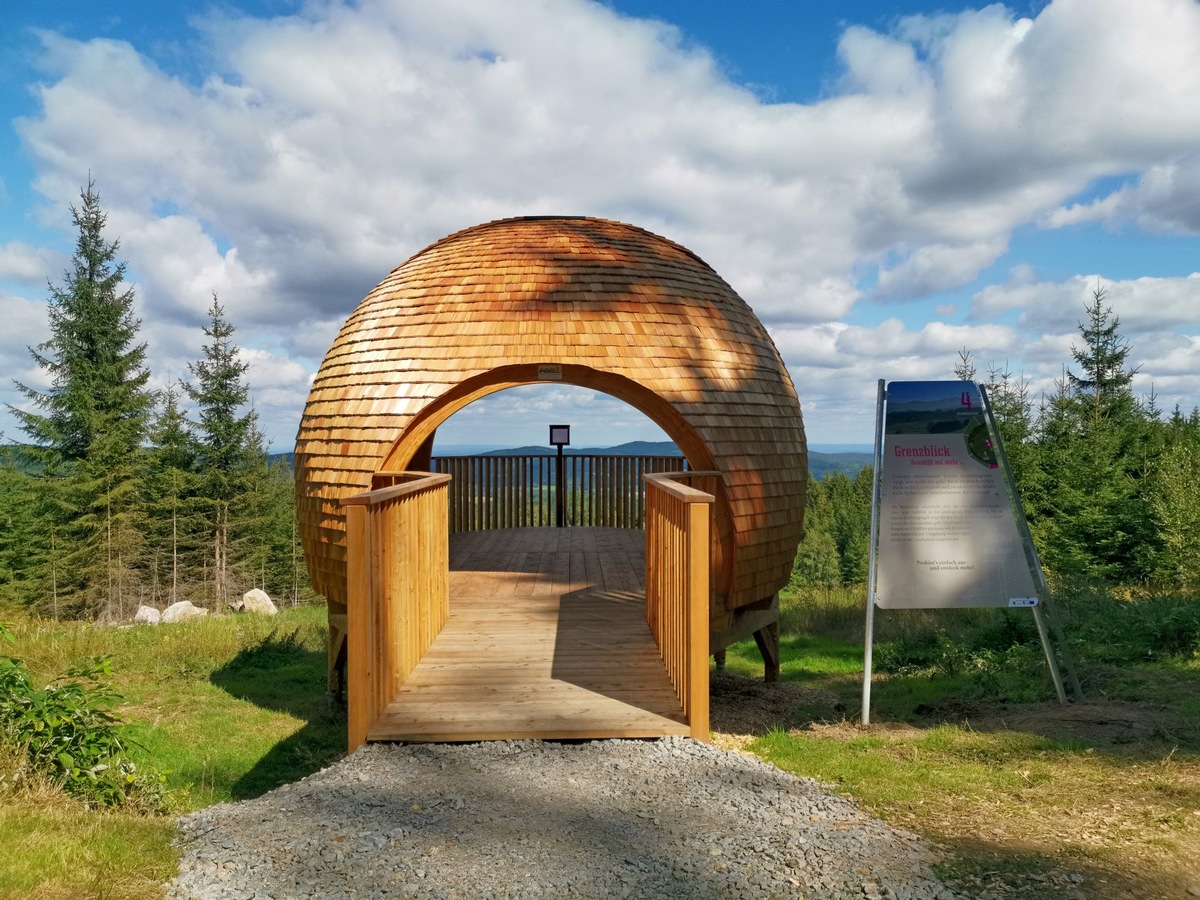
[[1031, 604, 1068, 704], [1042, 598, 1084, 699], [981, 386, 1083, 703], [862, 379, 886, 728], [862, 600, 876, 726]]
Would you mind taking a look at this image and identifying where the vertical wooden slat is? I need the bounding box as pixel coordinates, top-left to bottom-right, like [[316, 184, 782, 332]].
[[342, 472, 451, 750], [686, 497, 710, 739], [345, 503, 371, 752], [644, 471, 714, 741]]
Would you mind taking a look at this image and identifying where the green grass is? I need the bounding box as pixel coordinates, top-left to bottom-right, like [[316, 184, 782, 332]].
[[715, 583, 1200, 900], [7, 605, 345, 810], [723, 632, 863, 682], [4, 581, 1199, 899], [0, 777, 176, 900], [1, 606, 346, 898]]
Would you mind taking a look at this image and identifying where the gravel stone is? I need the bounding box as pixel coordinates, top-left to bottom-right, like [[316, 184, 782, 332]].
[[166, 738, 965, 899]]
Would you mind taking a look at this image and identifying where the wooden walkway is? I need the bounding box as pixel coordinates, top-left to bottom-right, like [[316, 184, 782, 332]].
[[368, 527, 690, 742]]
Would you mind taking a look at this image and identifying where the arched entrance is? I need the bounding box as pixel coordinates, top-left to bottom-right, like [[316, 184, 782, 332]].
[[295, 216, 807, 747], [380, 363, 733, 594]]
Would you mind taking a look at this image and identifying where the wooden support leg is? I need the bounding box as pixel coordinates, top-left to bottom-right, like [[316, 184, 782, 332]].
[[714, 650, 726, 671], [752, 621, 780, 683], [328, 622, 348, 698]]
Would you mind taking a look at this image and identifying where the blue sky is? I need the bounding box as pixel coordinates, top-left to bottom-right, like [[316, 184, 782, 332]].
[[1, 0, 1198, 451]]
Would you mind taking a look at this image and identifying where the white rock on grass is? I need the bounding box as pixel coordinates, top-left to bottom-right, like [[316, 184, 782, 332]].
[[230, 588, 278, 616], [133, 605, 161, 625], [162, 600, 209, 623]]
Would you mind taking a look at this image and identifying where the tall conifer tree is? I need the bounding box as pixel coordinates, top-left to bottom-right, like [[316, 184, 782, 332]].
[[1035, 290, 1155, 582], [145, 382, 201, 604], [1068, 286, 1138, 426], [184, 296, 261, 607], [9, 180, 153, 618]]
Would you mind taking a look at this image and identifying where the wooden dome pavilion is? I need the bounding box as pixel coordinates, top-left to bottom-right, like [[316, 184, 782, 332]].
[[295, 216, 807, 746]]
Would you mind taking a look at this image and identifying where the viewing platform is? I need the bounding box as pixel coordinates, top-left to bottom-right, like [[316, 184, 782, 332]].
[[295, 217, 808, 751], [368, 527, 691, 743]]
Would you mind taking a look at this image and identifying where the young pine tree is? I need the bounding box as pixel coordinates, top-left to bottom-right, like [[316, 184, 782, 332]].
[[1150, 413, 1200, 592], [145, 382, 201, 605], [1034, 290, 1157, 583], [9, 181, 153, 618], [1067, 285, 1139, 426], [184, 297, 264, 608]]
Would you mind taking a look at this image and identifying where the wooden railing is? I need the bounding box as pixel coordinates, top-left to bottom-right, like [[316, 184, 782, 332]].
[[432, 454, 687, 531], [343, 472, 451, 751], [644, 470, 716, 740]]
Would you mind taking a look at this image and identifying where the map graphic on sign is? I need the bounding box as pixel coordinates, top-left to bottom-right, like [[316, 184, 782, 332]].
[[874, 381, 1039, 610]]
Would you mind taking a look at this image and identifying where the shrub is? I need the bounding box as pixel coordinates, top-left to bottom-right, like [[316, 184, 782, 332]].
[[0, 622, 165, 812]]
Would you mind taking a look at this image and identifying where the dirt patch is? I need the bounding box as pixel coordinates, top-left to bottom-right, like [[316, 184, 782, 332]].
[[708, 670, 841, 737], [707, 676, 1200, 900], [948, 699, 1189, 747], [877, 698, 1193, 749]]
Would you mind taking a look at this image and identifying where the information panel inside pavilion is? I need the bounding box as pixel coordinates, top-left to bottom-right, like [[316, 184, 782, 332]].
[[874, 381, 1039, 610]]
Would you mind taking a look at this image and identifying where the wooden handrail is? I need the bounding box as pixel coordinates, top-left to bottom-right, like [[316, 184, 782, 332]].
[[432, 454, 687, 531], [356, 471, 452, 504], [644, 470, 715, 740], [344, 471, 450, 751]]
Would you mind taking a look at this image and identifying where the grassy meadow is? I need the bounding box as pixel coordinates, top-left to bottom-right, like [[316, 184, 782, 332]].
[[0, 606, 344, 899], [720, 584, 1200, 900], [1, 586, 1198, 899]]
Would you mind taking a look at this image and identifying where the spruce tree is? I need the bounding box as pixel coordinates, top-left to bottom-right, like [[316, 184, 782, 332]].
[[1067, 286, 1139, 426], [0, 454, 41, 611], [953, 347, 976, 382], [145, 382, 201, 605], [8, 181, 153, 618], [1152, 436, 1200, 592], [184, 296, 261, 608], [1033, 293, 1157, 583], [791, 475, 843, 589]]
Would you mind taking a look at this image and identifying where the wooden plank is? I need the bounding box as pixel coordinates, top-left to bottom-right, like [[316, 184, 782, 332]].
[[644, 474, 714, 742], [365, 527, 689, 743], [344, 505, 371, 752]]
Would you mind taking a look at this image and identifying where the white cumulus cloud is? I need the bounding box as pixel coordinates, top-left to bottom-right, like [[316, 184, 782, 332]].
[[2, 0, 1199, 444]]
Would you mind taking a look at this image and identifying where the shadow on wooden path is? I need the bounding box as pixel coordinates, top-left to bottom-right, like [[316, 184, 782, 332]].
[[369, 527, 689, 742]]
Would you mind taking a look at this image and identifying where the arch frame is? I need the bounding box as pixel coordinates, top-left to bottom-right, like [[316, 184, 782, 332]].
[[380, 363, 734, 599]]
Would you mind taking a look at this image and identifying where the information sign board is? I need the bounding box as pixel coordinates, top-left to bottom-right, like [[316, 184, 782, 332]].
[[874, 381, 1038, 609]]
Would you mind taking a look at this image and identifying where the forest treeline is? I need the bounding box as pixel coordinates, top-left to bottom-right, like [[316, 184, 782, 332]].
[[0, 182, 308, 620], [3, 183, 1196, 620], [794, 289, 1200, 595]]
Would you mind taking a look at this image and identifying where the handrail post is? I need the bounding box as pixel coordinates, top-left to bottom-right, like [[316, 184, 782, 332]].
[[644, 471, 716, 741], [345, 502, 371, 752], [342, 472, 450, 752], [686, 498, 710, 739]]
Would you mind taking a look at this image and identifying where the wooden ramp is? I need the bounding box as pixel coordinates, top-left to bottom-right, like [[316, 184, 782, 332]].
[[368, 527, 690, 742]]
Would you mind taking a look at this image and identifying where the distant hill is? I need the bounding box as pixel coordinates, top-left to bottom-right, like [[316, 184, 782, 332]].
[[474, 440, 684, 457], [0, 445, 41, 475], [808, 450, 872, 480], [452, 441, 871, 479], [6, 443, 870, 480]]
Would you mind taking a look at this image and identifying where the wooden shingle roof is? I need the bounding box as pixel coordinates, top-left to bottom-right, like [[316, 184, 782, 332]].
[[295, 216, 807, 624]]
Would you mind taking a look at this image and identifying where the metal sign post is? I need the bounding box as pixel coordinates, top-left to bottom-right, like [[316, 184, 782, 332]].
[[549, 424, 570, 528], [862, 380, 886, 726], [862, 380, 1078, 726]]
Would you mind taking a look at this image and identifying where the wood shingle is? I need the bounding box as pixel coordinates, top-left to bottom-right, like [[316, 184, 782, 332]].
[[295, 216, 807, 634]]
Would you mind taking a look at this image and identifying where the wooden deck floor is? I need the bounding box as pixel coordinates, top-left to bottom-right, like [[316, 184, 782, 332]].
[[368, 527, 690, 742]]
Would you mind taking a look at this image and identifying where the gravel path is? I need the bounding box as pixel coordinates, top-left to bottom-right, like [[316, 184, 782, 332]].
[[167, 738, 962, 900]]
